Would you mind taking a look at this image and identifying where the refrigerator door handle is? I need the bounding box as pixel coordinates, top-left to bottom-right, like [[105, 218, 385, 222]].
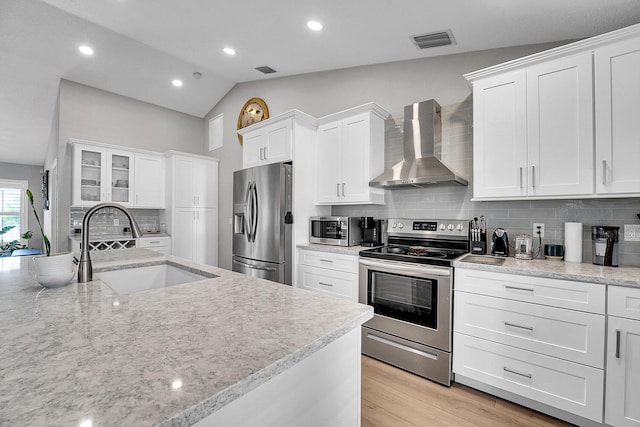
[[244, 182, 253, 243], [251, 181, 259, 242]]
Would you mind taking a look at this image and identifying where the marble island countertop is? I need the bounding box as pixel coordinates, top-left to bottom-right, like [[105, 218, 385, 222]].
[[454, 254, 640, 288], [0, 249, 372, 426]]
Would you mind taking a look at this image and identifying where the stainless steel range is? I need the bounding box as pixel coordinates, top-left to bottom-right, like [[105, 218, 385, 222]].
[[359, 218, 469, 386]]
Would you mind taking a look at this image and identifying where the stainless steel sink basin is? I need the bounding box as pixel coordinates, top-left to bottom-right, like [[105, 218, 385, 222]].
[[458, 254, 506, 266]]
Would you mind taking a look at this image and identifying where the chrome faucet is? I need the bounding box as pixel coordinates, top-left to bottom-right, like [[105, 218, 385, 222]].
[[77, 203, 143, 283]]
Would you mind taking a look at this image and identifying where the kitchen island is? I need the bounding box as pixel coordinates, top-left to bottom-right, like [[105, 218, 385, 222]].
[[0, 249, 373, 426]]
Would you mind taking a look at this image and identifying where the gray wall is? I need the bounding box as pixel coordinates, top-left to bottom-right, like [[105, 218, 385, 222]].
[[54, 80, 205, 251], [204, 42, 588, 270], [0, 162, 45, 251]]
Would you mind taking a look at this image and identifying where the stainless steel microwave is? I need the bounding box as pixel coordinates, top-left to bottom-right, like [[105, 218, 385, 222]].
[[309, 217, 362, 246]]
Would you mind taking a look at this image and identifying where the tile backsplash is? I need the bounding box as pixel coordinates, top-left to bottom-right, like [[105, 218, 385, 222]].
[[70, 207, 162, 236], [333, 99, 640, 267]]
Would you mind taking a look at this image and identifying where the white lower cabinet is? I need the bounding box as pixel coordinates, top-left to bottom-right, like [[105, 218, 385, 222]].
[[297, 249, 358, 302], [605, 286, 640, 427], [136, 236, 171, 254], [453, 268, 606, 424]]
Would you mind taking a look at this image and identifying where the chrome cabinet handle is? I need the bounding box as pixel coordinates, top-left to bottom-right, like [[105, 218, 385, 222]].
[[505, 285, 534, 292], [531, 165, 536, 188], [319, 282, 334, 287], [503, 367, 532, 379], [263, 146, 268, 159], [519, 167, 523, 189], [602, 160, 607, 185], [342, 182, 345, 197], [336, 183, 340, 197], [615, 329, 621, 358], [504, 321, 534, 331], [319, 259, 334, 263]]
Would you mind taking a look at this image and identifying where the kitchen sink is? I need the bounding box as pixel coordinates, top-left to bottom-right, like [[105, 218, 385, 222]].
[[458, 254, 506, 266], [96, 263, 217, 294]]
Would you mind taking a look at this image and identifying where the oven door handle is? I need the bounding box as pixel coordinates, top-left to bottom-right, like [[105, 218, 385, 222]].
[[359, 258, 451, 277]]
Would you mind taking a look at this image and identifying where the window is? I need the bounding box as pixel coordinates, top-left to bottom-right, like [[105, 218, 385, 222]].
[[0, 180, 27, 245]]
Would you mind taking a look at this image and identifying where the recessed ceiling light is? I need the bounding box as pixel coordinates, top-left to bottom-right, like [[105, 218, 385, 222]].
[[78, 45, 94, 56], [172, 79, 183, 87], [223, 47, 236, 55], [307, 20, 323, 31]]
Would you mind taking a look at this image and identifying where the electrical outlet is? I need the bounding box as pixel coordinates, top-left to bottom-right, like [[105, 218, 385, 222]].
[[624, 224, 640, 242], [114, 218, 119, 226], [533, 223, 545, 238]]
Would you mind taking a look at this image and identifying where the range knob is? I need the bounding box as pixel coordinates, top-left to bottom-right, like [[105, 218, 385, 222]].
[[398, 222, 404, 229], [456, 223, 464, 232], [447, 224, 454, 231], [439, 223, 446, 231], [391, 222, 397, 229]]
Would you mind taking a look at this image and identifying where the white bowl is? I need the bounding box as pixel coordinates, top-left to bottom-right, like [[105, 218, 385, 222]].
[[36, 271, 75, 288]]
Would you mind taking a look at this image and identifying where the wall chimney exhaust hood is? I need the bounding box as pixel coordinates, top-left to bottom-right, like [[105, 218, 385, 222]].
[[369, 99, 468, 188]]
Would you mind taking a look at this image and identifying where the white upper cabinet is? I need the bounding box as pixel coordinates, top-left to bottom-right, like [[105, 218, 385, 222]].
[[315, 103, 389, 205], [133, 153, 165, 208], [466, 23, 640, 200], [171, 154, 218, 208], [526, 53, 594, 197], [241, 118, 292, 168], [472, 70, 528, 198], [595, 34, 640, 196], [71, 140, 165, 208]]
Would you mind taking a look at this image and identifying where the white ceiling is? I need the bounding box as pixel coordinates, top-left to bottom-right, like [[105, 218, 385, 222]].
[[2, 0, 640, 166]]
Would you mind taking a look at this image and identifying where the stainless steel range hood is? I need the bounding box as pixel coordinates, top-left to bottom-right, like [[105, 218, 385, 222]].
[[369, 99, 468, 188]]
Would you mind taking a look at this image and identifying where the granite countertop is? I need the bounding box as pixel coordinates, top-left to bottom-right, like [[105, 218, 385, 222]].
[[297, 243, 379, 256], [454, 254, 640, 288], [0, 249, 372, 426]]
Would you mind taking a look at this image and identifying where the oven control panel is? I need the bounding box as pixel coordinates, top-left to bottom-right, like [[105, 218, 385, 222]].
[[388, 219, 468, 236]]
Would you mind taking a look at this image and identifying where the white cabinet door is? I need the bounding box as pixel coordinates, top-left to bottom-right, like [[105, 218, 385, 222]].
[[172, 208, 195, 262], [107, 149, 133, 206], [195, 208, 218, 266], [316, 121, 342, 203], [242, 130, 266, 169], [173, 156, 197, 208], [73, 145, 108, 206], [341, 113, 369, 202], [472, 70, 528, 199], [195, 159, 218, 208], [242, 119, 293, 168], [595, 35, 640, 195], [527, 53, 594, 197], [605, 316, 640, 427], [134, 153, 164, 208]]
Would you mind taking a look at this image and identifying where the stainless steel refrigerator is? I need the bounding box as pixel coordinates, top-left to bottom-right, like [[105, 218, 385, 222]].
[[232, 162, 293, 285]]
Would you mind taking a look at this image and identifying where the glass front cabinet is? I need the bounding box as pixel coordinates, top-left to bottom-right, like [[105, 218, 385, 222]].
[[72, 143, 133, 207]]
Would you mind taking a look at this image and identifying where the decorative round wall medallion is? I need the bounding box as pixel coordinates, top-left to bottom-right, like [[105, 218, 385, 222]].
[[237, 97, 269, 143]]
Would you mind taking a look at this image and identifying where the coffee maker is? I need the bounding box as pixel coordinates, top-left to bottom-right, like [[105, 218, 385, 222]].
[[361, 217, 386, 247], [592, 226, 619, 267]]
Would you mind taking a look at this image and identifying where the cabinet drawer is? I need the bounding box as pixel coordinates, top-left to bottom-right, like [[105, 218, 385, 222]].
[[609, 286, 640, 321], [454, 292, 605, 368], [453, 333, 604, 422], [137, 236, 171, 248], [298, 250, 358, 273], [300, 265, 357, 302], [455, 268, 605, 314]]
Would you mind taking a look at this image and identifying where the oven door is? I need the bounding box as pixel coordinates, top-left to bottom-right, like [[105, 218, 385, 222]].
[[359, 258, 452, 352]]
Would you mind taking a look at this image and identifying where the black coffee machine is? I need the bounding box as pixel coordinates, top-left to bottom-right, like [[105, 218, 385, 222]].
[[361, 217, 386, 247]]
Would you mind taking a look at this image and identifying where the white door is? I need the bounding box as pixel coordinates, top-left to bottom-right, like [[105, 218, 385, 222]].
[[242, 130, 265, 169], [605, 316, 640, 427], [264, 119, 292, 164], [472, 70, 528, 198], [196, 208, 218, 266], [316, 121, 343, 203], [595, 36, 640, 195], [196, 160, 218, 208], [341, 113, 369, 202], [134, 154, 164, 208], [172, 208, 195, 261], [527, 53, 594, 197], [173, 156, 196, 208]]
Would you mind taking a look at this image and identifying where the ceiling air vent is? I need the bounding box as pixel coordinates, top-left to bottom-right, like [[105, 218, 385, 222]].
[[411, 30, 455, 49], [255, 66, 277, 74]]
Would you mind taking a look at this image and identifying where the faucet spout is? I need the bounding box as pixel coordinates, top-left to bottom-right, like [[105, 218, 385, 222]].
[[77, 203, 143, 283]]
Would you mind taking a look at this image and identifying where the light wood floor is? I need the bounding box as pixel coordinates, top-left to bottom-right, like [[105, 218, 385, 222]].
[[361, 356, 575, 427]]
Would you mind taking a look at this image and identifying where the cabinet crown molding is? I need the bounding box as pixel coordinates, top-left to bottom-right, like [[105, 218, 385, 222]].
[[317, 102, 391, 125], [68, 138, 163, 157], [237, 109, 318, 135], [164, 150, 220, 162], [464, 22, 640, 83]]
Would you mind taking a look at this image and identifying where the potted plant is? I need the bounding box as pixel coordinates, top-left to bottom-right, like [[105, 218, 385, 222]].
[[26, 189, 75, 287], [0, 227, 33, 256]]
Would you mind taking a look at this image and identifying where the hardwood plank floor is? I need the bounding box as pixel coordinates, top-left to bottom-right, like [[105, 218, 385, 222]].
[[361, 356, 575, 427]]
